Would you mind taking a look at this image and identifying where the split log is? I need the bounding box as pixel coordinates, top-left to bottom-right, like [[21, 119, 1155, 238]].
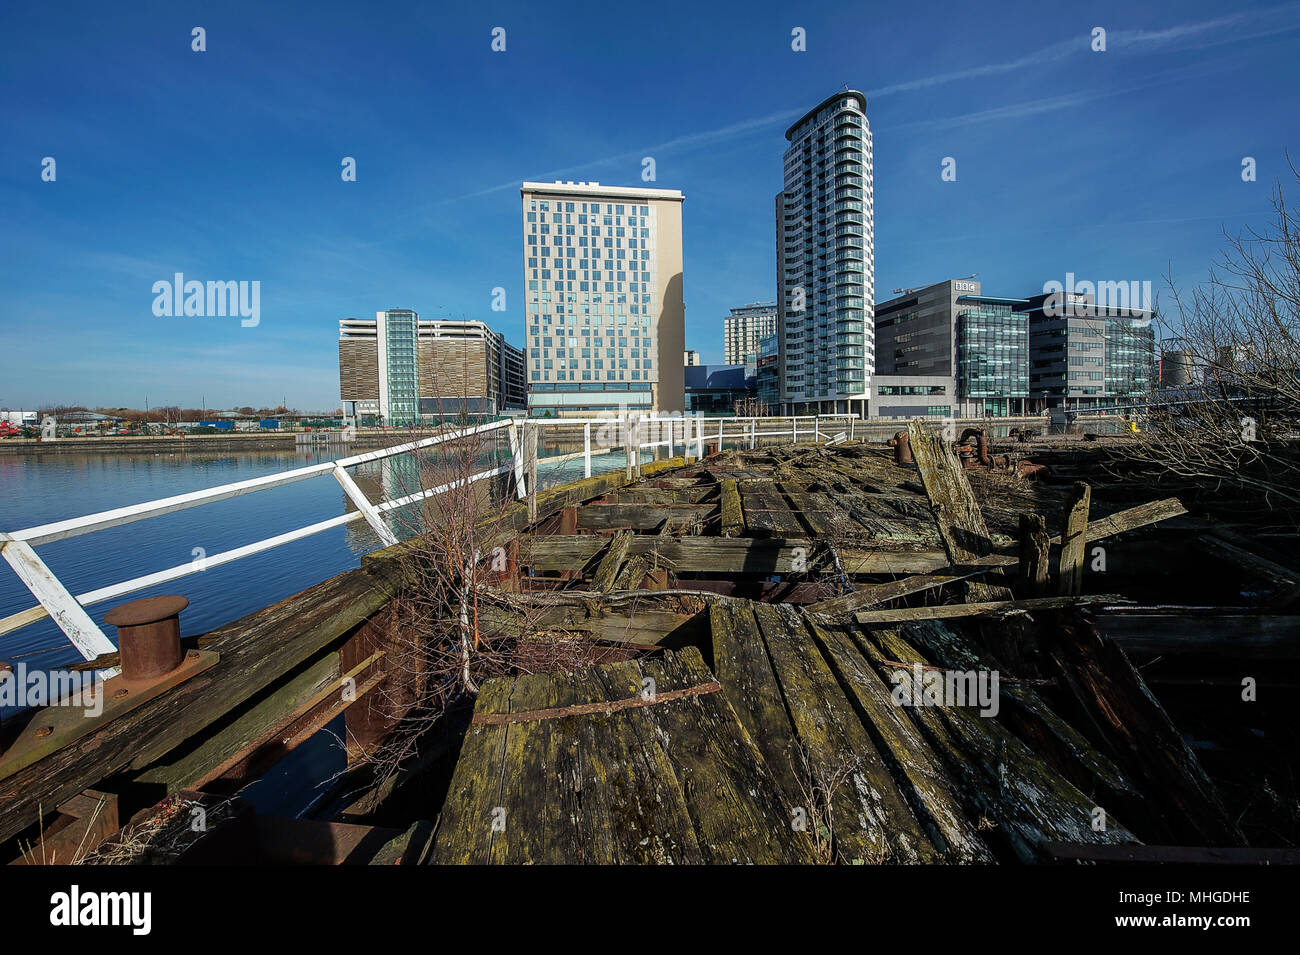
[[591, 529, 632, 592], [851, 594, 1126, 625], [1058, 482, 1091, 596], [1018, 513, 1049, 596]]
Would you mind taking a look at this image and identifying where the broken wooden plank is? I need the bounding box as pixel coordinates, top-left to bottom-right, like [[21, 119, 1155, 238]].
[[590, 652, 815, 863], [591, 529, 633, 592], [894, 618, 1159, 842], [430, 648, 814, 863], [719, 479, 744, 537], [750, 603, 939, 863], [852, 594, 1125, 625], [808, 565, 999, 618], [1058, 482, 1091, 596], [1018, 513, 1049, 596], [1093, 609, 1300, 659], [576, 503, 713, 532], [852, 623, 1140, 861], [802, 615, 996, 862], [740, 481, 807, 538]]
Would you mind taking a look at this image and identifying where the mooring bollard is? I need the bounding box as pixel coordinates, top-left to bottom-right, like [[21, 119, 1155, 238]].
[[103, 595, 189, 683], [889, 430, 913, 465]]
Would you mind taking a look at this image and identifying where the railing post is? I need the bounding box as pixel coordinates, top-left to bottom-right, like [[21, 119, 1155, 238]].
[[524, 421, 539, 523], [0, 536, 116, 661], [333, 465, 398, 547], [507, 421, 527, 500], [719, 419, 725, 452], [814, 416, 820, 444], [696, 415, 705, 458], [583, 422, 592, 478], [749, 419, 756, 449], [624, 416, 635, 482]]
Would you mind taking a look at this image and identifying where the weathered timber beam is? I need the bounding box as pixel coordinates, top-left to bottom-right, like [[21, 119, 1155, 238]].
[[477, 600, 700, 647], [577, 503, 713, 532], [807, 565, 998, 618], [853, 594, 1127, 625], [0, 566, 394, 846], [1019, 513, 1049, 596], [719, 479, 743, 537], [1094, 609, 1300, 658], [591, 529, 633, 592], [1058, 482, 1091, 596]]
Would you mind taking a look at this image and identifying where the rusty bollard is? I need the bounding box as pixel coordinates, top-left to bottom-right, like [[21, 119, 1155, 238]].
[[889, 430, 913, 465], [103, 595, 189, 684]]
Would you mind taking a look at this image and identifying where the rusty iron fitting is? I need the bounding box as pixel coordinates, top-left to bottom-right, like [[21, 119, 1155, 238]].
[[889, 431, 913, 465], [103, 595, 189, 683]]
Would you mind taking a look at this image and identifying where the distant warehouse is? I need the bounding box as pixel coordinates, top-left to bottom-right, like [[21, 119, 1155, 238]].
[[338, 311, 526, 424]]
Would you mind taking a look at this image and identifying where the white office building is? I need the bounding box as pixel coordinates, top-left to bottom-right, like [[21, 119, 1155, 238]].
[[520, 180, 685, 416]]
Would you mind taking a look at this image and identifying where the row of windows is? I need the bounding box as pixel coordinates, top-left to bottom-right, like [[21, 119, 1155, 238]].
[[527, 212, 648, 228], [535, 358, 653, 370], [529, 224, 650, 240], [532, 334, 652, 347], [528, 269, 652, 283], [528, 201, 651, 216], [531, 369, 651, 381], [532, 348, 653, 361]]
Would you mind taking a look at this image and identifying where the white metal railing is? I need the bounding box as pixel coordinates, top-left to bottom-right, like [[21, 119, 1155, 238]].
[[528, 413, 857, 479], [0, 413, 855, 661], [0, 419, 517, 660]]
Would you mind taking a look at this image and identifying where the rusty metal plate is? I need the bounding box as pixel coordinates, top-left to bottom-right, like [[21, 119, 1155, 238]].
[[0, 649, 219, 781]]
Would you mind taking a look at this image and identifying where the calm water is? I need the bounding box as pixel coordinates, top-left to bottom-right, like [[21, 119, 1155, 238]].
[[0, 449, 391, 669], [0, 444, 633, 668]]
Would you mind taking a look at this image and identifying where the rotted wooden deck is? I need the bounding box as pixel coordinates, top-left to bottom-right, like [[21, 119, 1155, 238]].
[[426, 428, 1242, 864], [11, 423, 1272, 865]]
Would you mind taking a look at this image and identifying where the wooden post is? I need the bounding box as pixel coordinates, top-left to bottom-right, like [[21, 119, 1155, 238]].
[[1018, 513, 1049, 596], [524, 421, 538, 524], [1058, 481, 1091, 595]]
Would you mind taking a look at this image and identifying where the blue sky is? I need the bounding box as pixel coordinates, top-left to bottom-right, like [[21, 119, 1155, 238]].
[[1, 0, 1297, 410]]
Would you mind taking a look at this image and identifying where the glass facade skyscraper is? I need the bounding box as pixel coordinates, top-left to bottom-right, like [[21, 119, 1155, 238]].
[[956, 298, 1029, 416], [378, 308, 419, 426], [776, 91, 874, 416]]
